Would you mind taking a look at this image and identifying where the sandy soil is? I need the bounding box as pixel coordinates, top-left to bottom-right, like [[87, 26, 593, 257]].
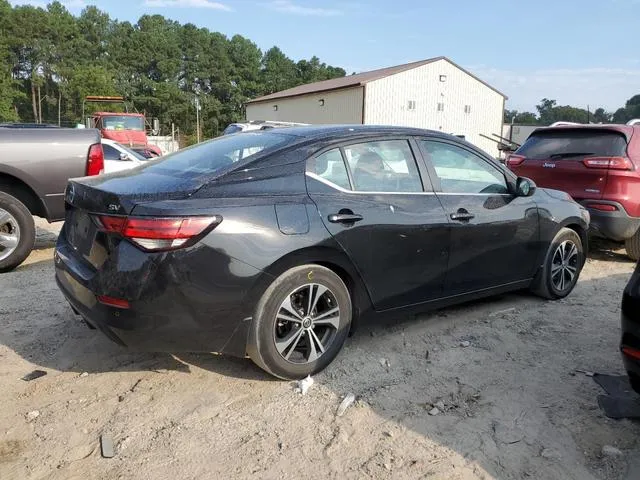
[[1, 219, 639, 480]]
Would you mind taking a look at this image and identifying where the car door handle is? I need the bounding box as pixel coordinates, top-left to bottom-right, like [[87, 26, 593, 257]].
[[450, 210, 475, 221], [328, 213, 363, 224]]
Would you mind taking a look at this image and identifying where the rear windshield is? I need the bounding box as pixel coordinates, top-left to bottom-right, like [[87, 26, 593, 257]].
[[222, 124, 243, 135], [144, 132, 293, 177], [517, 130, 628, 159]]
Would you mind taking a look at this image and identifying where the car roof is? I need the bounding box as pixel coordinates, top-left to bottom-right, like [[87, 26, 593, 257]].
[[270, 124, 449, 141]]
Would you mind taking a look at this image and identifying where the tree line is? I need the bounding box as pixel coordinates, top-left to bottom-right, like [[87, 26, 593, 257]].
[[505, 96, 640, 125], [0, 0, 346, 139]]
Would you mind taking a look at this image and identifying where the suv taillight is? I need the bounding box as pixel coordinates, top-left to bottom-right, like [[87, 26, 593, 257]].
[[582, 156, 634, 170], [95, 215, 222, 251], [506, 154, 526, 167], [87, 143, 104, 176]]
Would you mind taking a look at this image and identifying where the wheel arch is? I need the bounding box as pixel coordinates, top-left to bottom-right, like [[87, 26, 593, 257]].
[[248, 245, 374, 335], [0, 172, 47, 218], [558, 218, 589, 258]]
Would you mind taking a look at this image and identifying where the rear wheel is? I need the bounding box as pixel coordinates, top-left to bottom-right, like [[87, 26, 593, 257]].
[[0, 191, 35, 272], [625, 228, 640, 261], [532, 227, 584, 300], [247, 264, 352, 380]]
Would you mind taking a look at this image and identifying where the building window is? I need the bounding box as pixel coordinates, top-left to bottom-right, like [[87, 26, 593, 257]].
[[464, 105, 471, 114], [437, 102, 444, 112], [407, 100, 416, 110], [273, 105, 278, 111], [439, 75, 447, 82]]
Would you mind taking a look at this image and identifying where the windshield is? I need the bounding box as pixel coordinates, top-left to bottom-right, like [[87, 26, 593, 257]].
[[144, 132, 294, 178], [517, 130, 628, 159], [119, 144, 146, 161], [101, 115, 145, 131]]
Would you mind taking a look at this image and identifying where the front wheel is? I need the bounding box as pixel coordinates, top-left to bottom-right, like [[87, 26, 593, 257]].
[[531, 227, 584, 300], [0, 192, 35, 272], [247, 264, 352, 380]]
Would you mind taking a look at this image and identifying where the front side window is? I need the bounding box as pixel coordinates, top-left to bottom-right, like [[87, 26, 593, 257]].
[[343, 140, 423, 193], [421, 140, 508, 194]]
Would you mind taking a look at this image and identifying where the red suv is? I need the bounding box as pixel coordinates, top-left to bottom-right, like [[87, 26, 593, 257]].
[[507, 125, 640, 259]]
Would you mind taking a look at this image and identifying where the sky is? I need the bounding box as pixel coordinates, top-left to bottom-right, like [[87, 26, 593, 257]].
[[8, 0, 640, 113]]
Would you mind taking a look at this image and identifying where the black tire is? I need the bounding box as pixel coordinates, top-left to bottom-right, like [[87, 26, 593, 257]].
[[0, 191, 35, 273], [625, 228, 640, 261], [531, 227, 584, 300], [247, 264, 352, 380]]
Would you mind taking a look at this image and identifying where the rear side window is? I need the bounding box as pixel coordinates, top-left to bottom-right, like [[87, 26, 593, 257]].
[[222, 124, 243, 135], [517, 130, 628, 159], [144, 132, 292, 178], [307, 149, 351, 190]]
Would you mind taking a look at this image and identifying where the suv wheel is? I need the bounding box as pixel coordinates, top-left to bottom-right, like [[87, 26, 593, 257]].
[[625, 228, 640, 261], [247, 264, 352, 380], [0, 191, 35, 272], [532, 227, 584, 300]]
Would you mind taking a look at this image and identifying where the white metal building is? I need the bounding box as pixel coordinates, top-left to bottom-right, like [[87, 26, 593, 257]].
[[246, 56, 507, 156]]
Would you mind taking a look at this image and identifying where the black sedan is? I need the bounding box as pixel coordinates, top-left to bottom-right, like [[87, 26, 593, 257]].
[[55, 126, 590, 379], [621, 261, 640, 393]]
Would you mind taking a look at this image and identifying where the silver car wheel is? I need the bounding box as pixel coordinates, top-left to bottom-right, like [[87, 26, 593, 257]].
[[551, 240, 579, 292], [273, 283, 341, 364], [0, 208, 20, 262]]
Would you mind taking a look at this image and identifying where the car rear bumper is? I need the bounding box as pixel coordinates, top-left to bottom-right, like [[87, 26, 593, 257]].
[[621, 285, 640, 393], [54, 229, 269, 357], [580, 201, 640, 241]]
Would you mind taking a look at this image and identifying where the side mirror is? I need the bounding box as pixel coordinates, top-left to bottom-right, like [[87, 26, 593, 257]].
[[119, 152, 130, 161], [516, 177, 536, 197]]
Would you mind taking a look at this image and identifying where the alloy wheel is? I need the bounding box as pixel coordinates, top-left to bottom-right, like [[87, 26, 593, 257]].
[[0, 208, 20, 262], [273, 283, 341, 364], [551, 240, 579, 292]]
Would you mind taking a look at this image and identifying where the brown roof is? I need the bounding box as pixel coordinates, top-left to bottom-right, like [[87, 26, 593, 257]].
[[247, 56, 507, 104]]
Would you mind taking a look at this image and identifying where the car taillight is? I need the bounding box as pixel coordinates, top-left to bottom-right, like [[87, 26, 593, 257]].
[[95, 215, 222, 251], [622, 345, 640, 361], [582, 156, 634, 170], [506, 154, 526, 167], [87, 143, 104, 176]]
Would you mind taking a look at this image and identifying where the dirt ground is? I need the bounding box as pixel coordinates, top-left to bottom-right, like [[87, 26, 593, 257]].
[[1, 219, 639, 480]]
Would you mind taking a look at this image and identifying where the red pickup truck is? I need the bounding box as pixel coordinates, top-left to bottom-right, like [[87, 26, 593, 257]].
[[507, 124, 640, 259]]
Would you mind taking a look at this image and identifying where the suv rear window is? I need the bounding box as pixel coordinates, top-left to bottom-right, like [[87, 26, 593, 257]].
[[144, 132, 293, 178], [517, 130, 628, 159]]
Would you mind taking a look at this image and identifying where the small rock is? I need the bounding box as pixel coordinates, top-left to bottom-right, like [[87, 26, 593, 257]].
[[425, 350, 430, 360], [384, 463, 391, 471], [118, 395, 125, 402], [460, 341, 471, 348], [100, 434, 115, 458], [79, 372, 89, 378], [336, 393, 356, 417], [82, 429, 89, 435], [379, 358, 390, 368], [435, 401, 445, 411], [601, 445, 623, 457], [277, 441, 283, 451], [26, 410, 40, 422], [295, 375, 314, 395], [428, 407, 440, 416], [382, 431, 393, 438], [541, 448, 562, 460]]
